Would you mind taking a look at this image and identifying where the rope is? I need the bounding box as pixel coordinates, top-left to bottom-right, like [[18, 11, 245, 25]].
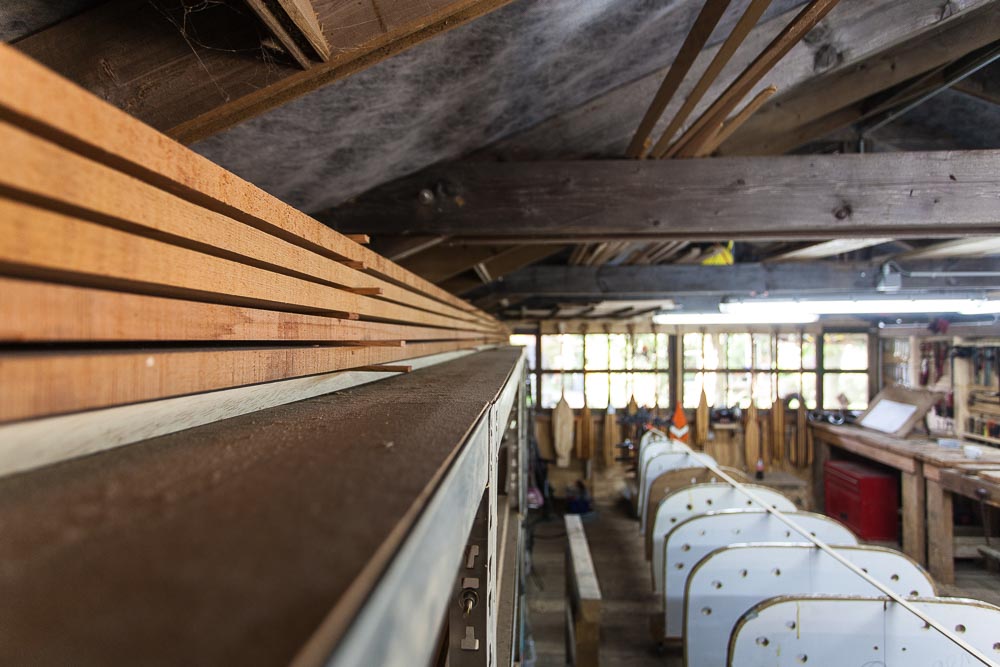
[[644, 429, 997, 666]]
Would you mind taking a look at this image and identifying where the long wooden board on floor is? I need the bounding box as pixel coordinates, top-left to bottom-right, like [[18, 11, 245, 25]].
[[0, 198, 495, 332], [0, 44, 493, 324], [0, 278, 489, 343], [0, 341, 495, 423]]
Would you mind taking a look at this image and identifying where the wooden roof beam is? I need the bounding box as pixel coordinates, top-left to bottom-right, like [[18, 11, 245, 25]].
[[325, 151, 1000, 241], [13, 0, 515, 143]]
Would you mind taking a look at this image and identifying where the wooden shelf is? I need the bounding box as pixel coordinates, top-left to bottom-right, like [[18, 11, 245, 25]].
[[962, 432, 1000, 447]]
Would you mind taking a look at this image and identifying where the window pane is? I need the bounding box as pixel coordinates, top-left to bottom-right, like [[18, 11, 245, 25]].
[[802, 333, 817, 370], [609, 372, 630, 409], [776, 333, 801, 370], [753, 334, 773, 369], [584, 334, 609, 370], [824, 373, 869, 410], [753, 372, 773, 408], [683, 372, 702, 409], [509, 334, 536, 370], [585, 373, 610, 409], [802, 372, 817, 409], [656, 333, 671, 370], [726, 333, 752, 370], [727, 371, 752, 408], [823, 333, 868, 371], [657, 373, 671, 409], [541, 334, 584, 370], [541, 372, 585, 409], [609, 334, 629, 370], [632, 373, 657, 408], [633, 334, 657, 370], [683, 333, 704, 370], [704, 334, 722, 371], [777, 372, 801, 403]]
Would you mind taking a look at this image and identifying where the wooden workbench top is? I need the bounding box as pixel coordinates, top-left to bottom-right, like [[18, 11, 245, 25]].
[[811, 421, 1000, 469], [0, 348, 522, 667]]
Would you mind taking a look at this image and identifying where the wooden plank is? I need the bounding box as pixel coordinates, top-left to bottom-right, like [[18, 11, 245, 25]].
[[0, 348, 484, 478], [477, 0, 988, 164], [925, 478, 955, 584], [649, 0, 774, 157], [625, 0, 733, 157], [688, 84, 776, 157], [328, 152, 1000, 240], [0, 120, 488, 328], [0, 199, 493, 332], [439, 245, 564, 294], [245, 0, 314, 69], [487, 259, 1000, 299], [564, 514, 601, 667], [399, 244, 511, 284], [718, 2, 1000, 155], [0, 340, 489, 423], [0, 348, 520, 666], [245, 0, 331, 67], [770, 238, 894, 261], [665, 0, 843, 158], [0, 45, 492, 324], [899, 237, 1000, 260], [0, 278, 495, 343], [901, 468, 927, 566], [13, 0, 513, 142]]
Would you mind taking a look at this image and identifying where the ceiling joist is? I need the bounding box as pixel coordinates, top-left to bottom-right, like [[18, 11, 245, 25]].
[[13, 0, 515, 143], [326, 151, 1000, 241]]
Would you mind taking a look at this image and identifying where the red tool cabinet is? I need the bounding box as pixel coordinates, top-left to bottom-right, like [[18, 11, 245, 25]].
[[824, 459, 898, 541]]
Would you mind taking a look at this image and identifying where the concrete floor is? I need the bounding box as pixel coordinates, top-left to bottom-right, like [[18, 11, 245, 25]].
[[524, 499, 1000, 667], [527, 500, 679, 667]]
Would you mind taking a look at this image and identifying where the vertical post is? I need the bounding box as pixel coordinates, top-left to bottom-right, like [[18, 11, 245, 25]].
[[449, 490, 493, 667], [901, 465, 928, 567], [926, 473, 955, 584]]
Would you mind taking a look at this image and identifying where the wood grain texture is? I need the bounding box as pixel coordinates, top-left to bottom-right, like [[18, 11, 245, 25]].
[[332, 152, 1000, 240], [626, 0, 733, 157], [0, 278, 492, 342], [718, 1, 1000, 155], [475, 0, 987, 164], [666, 0, 842, 158], [649, 0, 773, 157], [13, 0, 514, 142], [0, 120, 485, 327], [0, 45, 492, 323], [0, 348, 483, 478], [689, 84, 776, 157], [0, 348, 520, 666], [0, 341, 491, 423], [0, 198, 493, 332], [553, 395, 574, 468]]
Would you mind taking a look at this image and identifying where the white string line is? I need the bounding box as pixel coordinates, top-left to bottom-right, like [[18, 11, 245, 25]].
[[644, 430, 995, 666]]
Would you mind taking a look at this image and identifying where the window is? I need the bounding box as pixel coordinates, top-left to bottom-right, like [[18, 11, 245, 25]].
[[509, 334, 537, 406], [682, 331, 817, 409], [537, 333, 671, 409], [822, 332, 870, 410]]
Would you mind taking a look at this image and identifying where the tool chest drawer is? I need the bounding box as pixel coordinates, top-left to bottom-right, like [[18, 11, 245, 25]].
[[824, 459, 898, 541]]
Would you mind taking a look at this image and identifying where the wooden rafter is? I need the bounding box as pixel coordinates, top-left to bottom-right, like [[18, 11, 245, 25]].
[[13, 0, 515, 143], [716, 1, 1000, 155]]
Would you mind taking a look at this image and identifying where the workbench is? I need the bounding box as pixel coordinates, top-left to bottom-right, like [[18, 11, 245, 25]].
[[927, 465, 1000, 585], [811, 422, 1000, 578]]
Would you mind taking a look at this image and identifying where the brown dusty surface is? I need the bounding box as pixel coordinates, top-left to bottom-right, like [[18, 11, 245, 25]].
[[0, 347, 520, 667]]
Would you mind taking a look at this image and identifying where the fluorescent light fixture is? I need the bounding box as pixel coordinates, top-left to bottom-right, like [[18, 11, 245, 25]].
[[721, 298, 1000, 317], [652, 312, 818, 326]]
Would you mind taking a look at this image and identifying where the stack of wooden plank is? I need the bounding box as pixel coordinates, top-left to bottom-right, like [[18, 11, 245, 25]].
[[0, 44, 506, 427]]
